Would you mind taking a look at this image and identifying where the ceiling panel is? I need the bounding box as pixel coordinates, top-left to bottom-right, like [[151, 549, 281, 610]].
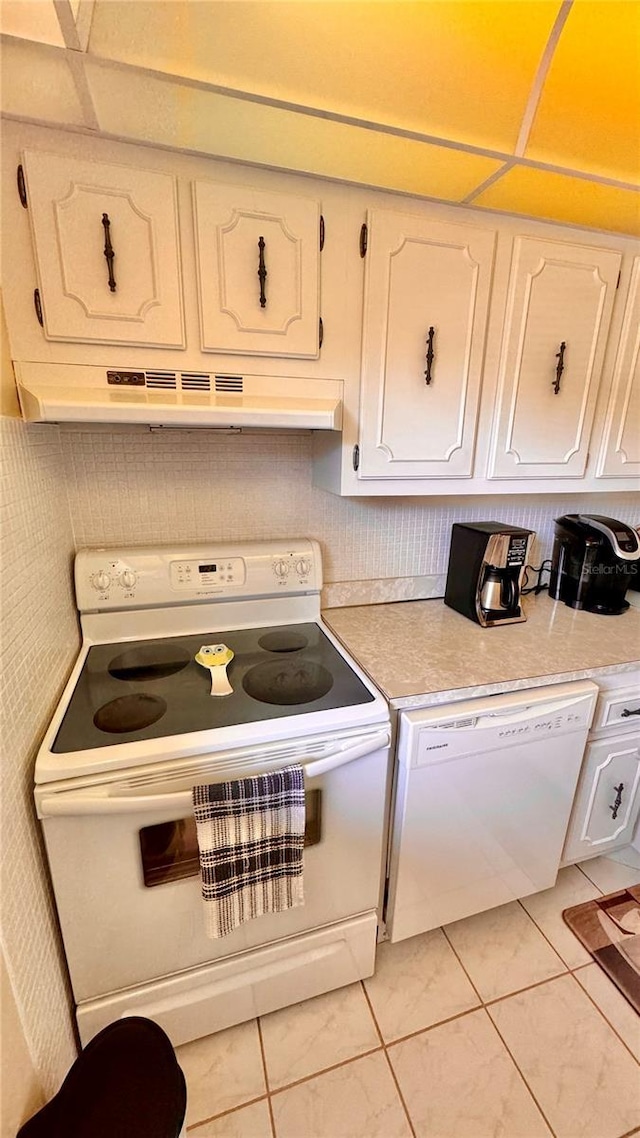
[[526, 1, 640, 182], [473, 164, 640, 235], [88, 0, 560, 153], [0, 38, 85, 125], [0, 0, 65, 47], [86, 60, 501, 200]]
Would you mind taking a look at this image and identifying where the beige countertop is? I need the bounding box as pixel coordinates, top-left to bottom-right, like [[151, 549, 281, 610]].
[[323, 593, 640, 708]]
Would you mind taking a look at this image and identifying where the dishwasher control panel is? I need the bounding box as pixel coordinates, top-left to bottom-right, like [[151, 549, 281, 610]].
[[400, 682, 598, 768]]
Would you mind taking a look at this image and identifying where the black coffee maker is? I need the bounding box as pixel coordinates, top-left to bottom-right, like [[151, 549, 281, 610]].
[[549, 515, 640, 615], [444, 521, 534, 627]]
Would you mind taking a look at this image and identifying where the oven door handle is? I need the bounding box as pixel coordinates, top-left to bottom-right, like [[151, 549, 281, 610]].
[[304, 729, 390, 778], [37, 729, 391, 817]]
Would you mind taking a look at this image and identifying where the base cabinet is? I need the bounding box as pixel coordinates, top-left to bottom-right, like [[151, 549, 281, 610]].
[[561, 732, 640, 864]]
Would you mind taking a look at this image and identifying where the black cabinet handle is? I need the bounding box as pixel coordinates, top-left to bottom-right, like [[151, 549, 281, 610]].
[[425, 326, 435, 386], [609, 783, 624, 821], [258, 236, 267, 308], [102, 213, 116, 292], [553, 341, 566, 394], [620, 707, 640, 718], [33, 288, 44, 327]]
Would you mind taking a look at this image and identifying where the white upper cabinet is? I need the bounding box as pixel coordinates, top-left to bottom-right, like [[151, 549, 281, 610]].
[[21, 150, 185, 348], [488, 236, 621, 480], [192, 181, 321, 357], [357, 209, 496, 480], [596, 256, 640, 478]]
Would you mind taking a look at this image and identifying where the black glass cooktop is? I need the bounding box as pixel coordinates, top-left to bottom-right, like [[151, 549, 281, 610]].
[[53, 623, 374, 753]]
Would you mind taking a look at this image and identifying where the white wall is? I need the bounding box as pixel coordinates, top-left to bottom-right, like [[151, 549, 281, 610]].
[[1, 949, 45, 1138], [0, 295, 79, 1108]]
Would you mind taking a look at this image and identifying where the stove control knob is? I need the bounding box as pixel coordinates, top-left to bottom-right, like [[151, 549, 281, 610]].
[[93, 571, 111, 591], [273, 559, 290, 578], [120, 569, 137, 589], [296, 558, 311, 577]]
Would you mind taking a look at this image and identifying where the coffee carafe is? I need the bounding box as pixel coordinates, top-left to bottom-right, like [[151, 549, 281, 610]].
[[444, 522, 535, 627]]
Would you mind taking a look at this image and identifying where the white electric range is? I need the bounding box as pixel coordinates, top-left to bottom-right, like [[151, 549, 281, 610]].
[[35, 540, 391, 1046]]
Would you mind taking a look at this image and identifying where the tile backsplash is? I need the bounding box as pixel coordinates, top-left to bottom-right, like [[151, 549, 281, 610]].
[[61, 427, 639, 587], [0, 418, 79, 1096]]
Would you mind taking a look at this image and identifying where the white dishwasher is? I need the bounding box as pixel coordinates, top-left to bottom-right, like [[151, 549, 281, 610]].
[[386, 680, 598, 943]]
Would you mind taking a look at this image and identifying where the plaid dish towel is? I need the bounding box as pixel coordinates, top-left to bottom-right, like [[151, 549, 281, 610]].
[[192, 766, 305, 939]]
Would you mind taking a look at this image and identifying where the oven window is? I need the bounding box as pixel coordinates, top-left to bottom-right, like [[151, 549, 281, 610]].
[[139, 789, 322, 888]]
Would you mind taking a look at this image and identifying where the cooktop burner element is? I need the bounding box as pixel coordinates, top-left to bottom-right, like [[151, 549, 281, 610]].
[[93, 693, 167, 734], [258, 630, 308, 653], [243, 660, 334, 706], [108, 644, 191, 682], [54, 623, 374, 753]]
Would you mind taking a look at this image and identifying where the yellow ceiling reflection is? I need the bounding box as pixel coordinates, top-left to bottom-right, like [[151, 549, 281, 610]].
[[526, 1, 640, 182], [2, 0, 639, 234], [88, 1, 560, 153], [474, 165, 640, 236], [86, 60, 502, 201]]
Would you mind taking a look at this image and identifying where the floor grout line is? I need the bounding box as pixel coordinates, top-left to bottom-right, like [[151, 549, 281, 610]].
[[440, 924, 485, 1005], [516, 894, 583, 968], [186, 1093, 269, 1133], [256, 1017, 277, 1138], [572, 969, 640, 1068], [360, 977, 419, 1137], [359, 978, 385, 1046], [482, 1006, 559, 1138], [381, 1046, 418, 1138], [267, 1045, 384, 1098]]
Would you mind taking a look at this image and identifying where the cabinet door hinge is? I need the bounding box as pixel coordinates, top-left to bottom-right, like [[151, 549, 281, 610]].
[[17, 165, 28, 208], [33, 288, 44, 327], [318, 316, 324, 350], [352, 444, 360, 471], [616, 271, 621, 289], [319, 215, 325, 251], [359, 223, 368, 258]]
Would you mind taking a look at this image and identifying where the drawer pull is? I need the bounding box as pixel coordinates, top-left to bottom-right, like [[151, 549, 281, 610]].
[[620, 707, 640, 718], [609, 783, 625, 821]]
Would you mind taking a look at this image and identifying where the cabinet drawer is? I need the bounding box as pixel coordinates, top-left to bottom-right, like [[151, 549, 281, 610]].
[[593, 685, 640, 731]]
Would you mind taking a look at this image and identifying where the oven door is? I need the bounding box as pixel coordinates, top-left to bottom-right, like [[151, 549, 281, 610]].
[[38, 728, 390, 1002]]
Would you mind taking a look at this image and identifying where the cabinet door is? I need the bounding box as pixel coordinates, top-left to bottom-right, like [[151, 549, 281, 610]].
[[22, 151, 185, 348], [596, 257, 640, 478], [193, 181, 320, 357], [358, 209, 496, 480], [488, 237, 621, 479], [561, 733, 640, 865]]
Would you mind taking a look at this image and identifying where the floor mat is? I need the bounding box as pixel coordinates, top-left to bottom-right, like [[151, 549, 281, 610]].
[[563, 884, 640, 1014]]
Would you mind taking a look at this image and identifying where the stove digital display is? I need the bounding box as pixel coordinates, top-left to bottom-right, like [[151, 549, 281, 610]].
[[199, 564, 217, 573]]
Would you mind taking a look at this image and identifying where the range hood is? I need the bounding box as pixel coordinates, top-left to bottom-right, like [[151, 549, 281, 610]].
[[14, 363, 343, 431]]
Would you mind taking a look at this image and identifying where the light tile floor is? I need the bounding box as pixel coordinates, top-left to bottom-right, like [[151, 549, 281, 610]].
[[178, 857, 640, 1137]]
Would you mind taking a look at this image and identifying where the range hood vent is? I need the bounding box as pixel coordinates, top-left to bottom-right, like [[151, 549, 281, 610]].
[[15, 363, 342, 431]]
